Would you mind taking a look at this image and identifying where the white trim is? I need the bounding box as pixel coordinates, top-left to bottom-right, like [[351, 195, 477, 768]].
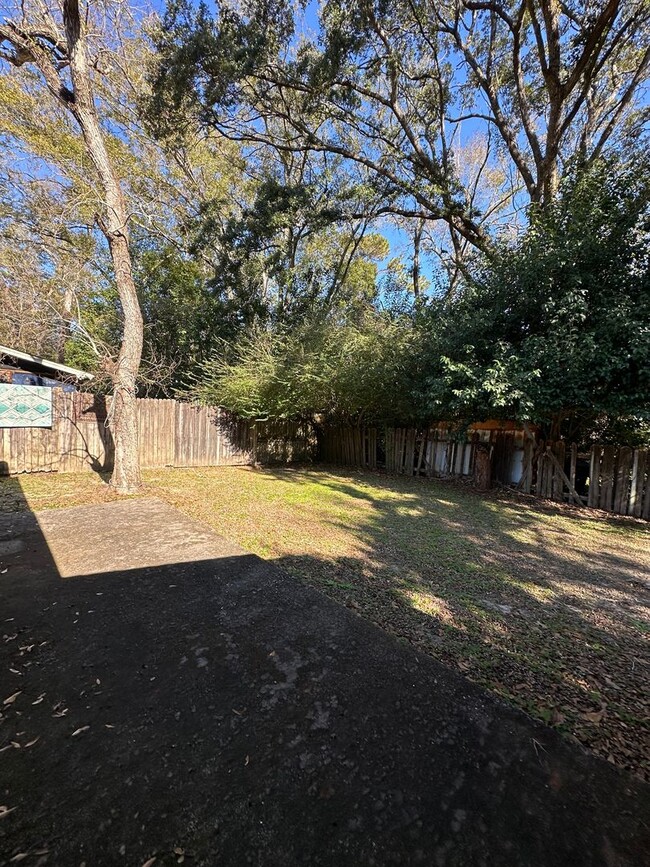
[[0, 345, 94, 381]]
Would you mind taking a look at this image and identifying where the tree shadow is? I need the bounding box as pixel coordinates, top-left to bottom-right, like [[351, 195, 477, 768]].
[[1, 469, 649, 865], [59, 393, 115, 474], [260, 466, 650, 781]]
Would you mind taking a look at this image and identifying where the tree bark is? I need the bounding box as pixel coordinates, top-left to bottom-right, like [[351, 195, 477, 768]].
[[62, 0, 143, 493], [474, 444, 492, 491], [1, 4, 144, 493]]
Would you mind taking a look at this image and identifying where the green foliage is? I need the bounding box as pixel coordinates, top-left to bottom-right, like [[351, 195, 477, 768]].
[[188, 312, 421, 426], [420, 158, 650, 440], [200, 156, 650, 446]]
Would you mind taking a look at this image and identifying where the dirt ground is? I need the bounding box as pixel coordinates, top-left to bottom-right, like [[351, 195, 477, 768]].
[[2, 465, 649, 782]]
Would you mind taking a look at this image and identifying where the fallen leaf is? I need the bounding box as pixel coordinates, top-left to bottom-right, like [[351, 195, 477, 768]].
[[71, 726, 90, 737], [141, 858, 157, 867], [550, 708, 566, 726], [24, 737, 40, 748], [582, 709, 606, 724], [9, 853, 28, 862], [0, 805, 17, 818], [3, 692, 21, 706], [31, 695, 45, 705]]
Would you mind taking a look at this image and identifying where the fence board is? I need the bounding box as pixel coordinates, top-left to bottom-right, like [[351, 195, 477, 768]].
[[552, 441, 565, 501], [600, 446, 616, 511], [570, 443, 578, 496], [629, 449, 646, 518], [588, 446, 602, 508], [614, 447, 633, 515], [0, 394, 313, 476]]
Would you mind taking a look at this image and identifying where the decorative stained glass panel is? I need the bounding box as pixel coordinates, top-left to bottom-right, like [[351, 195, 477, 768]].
[[0, 384, 52, 428]]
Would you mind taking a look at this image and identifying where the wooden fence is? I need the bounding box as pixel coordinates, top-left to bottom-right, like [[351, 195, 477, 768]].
[[320, 426, 488, 478], [0, 391, 314, 475], [320, 426, 650, 519], [3, 397, 648, 519]]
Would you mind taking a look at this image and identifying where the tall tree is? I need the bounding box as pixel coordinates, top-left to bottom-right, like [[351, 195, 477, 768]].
[[419, 156, 650, 442], [150, 0, 650, 276], [1, 0, 143, 492]]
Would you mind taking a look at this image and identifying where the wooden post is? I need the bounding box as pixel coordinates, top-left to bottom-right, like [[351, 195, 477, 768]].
[[588, 446, 601, 507], [474, 443, 492, 491], [600, 446, 616, 511], [629, 449, 646, 518], [416, 432, 426, 476], [614, 446, 633, 515], [552, 441, 565, 501], [569, 443, 578, 500]]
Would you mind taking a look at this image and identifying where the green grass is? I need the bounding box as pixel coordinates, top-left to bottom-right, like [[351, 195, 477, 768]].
[[2, 465, 649, 781]]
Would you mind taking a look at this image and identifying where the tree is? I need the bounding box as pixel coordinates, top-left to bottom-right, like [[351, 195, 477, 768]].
[[1, 0, 143, 492], [420, 157, 650, 442], [150, 0, 650, 279], [190, 312, 421, 427]]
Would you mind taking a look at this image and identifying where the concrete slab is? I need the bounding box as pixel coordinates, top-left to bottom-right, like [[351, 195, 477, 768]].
[[0, 499, 648, 866], [35, 498, 244, 577]]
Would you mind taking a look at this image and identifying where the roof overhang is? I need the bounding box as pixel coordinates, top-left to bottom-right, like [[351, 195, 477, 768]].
[[0, 345, 94, 381]]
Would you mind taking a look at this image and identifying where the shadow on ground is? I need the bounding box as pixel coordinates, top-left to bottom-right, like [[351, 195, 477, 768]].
[[256, 467, 650, 781], [0, 474, 648, 866]]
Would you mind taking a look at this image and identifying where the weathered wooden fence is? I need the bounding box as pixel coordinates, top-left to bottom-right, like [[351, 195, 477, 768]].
[[320, 426, 650, 519], [0, 391, 314, 475], [320, 426, 493, 478]]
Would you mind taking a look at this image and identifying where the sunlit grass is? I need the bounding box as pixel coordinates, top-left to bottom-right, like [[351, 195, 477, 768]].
[[2, 464, 649, 780]]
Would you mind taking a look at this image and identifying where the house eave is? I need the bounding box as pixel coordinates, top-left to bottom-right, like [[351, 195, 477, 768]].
[[0, 345, 94, 381]]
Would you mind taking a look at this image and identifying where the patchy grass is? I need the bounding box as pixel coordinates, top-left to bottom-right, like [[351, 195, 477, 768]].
[[2, 465, 649, 781]]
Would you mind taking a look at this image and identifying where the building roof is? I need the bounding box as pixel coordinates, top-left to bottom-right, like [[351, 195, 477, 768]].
[[0, 345, 94, 381]]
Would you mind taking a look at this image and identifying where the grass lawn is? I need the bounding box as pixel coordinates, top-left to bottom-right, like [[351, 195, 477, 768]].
[[2, 465, 649, 781]]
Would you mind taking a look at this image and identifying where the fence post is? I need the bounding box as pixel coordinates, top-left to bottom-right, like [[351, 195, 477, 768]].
[[588, 446, 601, 507]]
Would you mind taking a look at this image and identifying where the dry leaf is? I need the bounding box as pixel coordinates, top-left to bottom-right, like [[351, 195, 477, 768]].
[[141, 858, 157, 867], [0, 805, 17, 818], [24, 737, 40, 748], [71, 726, 89, 737], [550, 708, 565, 726], [9, 853, 28, 862], [582, 709, 605, 724], [3, 692, 21, 706]]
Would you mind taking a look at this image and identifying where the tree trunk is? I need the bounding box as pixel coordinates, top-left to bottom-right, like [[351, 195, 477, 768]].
[[474, 444, 492, 491], [63, 0, 143, 493]]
